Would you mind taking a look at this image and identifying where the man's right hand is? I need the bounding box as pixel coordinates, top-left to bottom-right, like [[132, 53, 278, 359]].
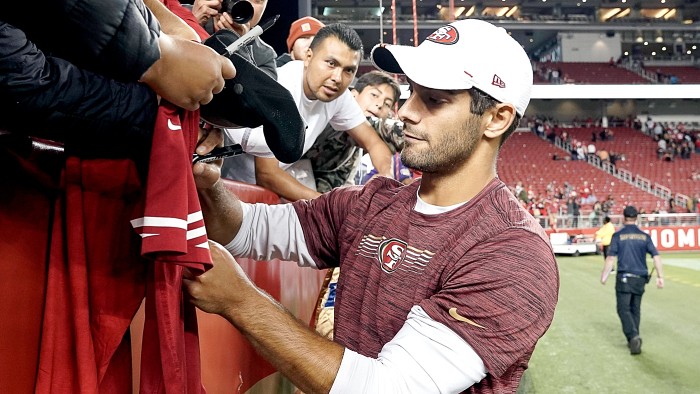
[[140, 34, 235, 111], [193, 125, 225, 189]]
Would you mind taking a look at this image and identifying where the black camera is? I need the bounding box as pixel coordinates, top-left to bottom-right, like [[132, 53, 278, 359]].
[[220, 0, 254, 24]]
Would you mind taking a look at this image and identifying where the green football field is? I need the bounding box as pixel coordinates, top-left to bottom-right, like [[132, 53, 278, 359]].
[[520, 251, 700, 394]]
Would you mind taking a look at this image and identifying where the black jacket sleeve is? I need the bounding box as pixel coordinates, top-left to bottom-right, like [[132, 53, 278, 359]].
[[0, 22, 158, 159], [3, 0, 161, 81]]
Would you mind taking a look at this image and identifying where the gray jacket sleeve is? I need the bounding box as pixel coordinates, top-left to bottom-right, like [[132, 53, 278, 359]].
[[250, 37, 278, 80]]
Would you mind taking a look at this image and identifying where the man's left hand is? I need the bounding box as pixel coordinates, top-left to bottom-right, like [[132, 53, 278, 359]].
[[215, 12, 249, 36], [182, 241, 257, 316], [656, 277, 664, 289]]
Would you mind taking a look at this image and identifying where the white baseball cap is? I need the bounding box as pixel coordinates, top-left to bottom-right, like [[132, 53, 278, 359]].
[[371, 19, 533, 116]]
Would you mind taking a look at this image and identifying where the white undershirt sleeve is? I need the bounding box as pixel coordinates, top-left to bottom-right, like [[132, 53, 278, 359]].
[[223, 202, 318, 268], [224, 126, 275, 158], [330, 305, 486, 394]]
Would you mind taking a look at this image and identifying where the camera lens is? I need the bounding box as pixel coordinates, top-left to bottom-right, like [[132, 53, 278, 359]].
[[220, 0, 254, 24]]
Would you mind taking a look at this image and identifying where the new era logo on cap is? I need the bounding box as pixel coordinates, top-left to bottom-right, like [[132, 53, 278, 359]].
[[492, 74, 506, 88]]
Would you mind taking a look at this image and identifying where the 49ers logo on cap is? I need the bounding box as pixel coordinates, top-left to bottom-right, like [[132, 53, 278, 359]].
[[427, 26, 459, 45], [378, 238, 407, 273]]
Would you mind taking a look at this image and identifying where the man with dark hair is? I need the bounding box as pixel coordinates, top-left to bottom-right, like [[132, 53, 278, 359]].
[[304, 70, 402, 193], [601, 205, 664, 355], [188, 19, 558, 392], [222, 23, 392, 201]]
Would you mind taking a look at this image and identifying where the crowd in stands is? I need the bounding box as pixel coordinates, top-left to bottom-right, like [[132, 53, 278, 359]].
[[531, 114, 640, 131], [506, 115, 700, 229], [533, 63, 570, 85], [533, 58, 697, 85], [643, 117, 700, 161], [530, 116, 625, 165], [530, 114, 700, 165], [652, 68, 680, 85], [507, 171, 698, 230], [534, 60, 652, 85], [508, 177, 620, 230]]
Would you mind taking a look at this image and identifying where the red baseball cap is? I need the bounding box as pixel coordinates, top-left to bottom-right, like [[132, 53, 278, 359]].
[[286, 16, 325, 53]]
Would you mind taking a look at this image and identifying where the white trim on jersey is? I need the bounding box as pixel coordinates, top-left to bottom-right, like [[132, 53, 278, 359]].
[[130, 216, 188, 229], [330, 305, 486, 393], [223, 200, 487, 391], [186, 226, 207, 240], [187, 211, 204, 223]]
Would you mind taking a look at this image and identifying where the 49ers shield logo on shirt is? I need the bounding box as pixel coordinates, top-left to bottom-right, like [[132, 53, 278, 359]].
[[378, 238, 408, 273], [426, 25, 459, 45]]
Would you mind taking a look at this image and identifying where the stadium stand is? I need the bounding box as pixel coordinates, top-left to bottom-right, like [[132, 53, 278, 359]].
[[498, 131, 667, 214], [553, 126, 700, 205], [647, 66, 700, 84], [538, 62, 649, 84]]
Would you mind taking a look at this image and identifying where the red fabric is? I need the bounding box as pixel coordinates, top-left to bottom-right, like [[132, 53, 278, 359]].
[[36, 104, 211, 392], [36, 157, 146, 393], [161, 0, 210, 41], [33, 6, 211, 390], [0, 136, 66, 392], [131, 103, 212, 393]]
